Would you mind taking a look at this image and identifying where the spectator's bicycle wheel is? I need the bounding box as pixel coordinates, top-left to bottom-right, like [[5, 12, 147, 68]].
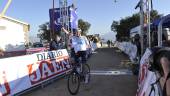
[[67, 72, 80, 95]]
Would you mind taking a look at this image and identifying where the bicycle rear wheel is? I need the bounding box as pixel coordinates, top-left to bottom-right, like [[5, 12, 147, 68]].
[[82, 64, 91, 83], [67, 72, 80, 95]]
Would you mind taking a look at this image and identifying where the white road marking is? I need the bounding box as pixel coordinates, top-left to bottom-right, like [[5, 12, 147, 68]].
[[90, 69, 132, 75], [92, 52, 98, 54]]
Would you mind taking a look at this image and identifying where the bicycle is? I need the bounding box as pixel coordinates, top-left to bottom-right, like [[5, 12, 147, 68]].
[[67, 54, 91, 95]]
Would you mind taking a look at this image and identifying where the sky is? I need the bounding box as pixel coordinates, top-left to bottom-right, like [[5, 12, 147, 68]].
[[1, 0, 170, 39]]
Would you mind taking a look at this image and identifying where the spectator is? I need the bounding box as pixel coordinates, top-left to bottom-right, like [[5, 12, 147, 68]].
[[49, 35, 64, 51], [0, 48, 4, 57], [92, 37, 98, 50], [151, 49, 170, 96], [100, 41, 103, 47], [134, 34, 141, 57], [160, 57, 170, 95], [157, 51, 170, 96], [107, 40, 111, 48]]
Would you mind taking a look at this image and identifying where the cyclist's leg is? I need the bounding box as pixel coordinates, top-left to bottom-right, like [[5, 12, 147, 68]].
[[73, 51, 79, 64], [71, 48, 75, 57], [81, 51, 87, 64], [74, 51, 82, 73], [80, 51, 90, 83]]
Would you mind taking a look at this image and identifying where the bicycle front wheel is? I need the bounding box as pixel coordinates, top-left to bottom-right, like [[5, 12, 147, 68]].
[[67, 72, 80, 95]]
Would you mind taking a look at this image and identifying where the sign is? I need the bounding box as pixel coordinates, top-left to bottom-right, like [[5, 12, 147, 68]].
[[0, 49, 71, 96], [49, 8, 63, 32], [49, 6, 78, 32]]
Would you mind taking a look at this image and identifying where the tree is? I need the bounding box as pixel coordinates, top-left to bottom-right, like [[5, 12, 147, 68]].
[[78, 19, 91, 35], [38, 22, 61, 42], [38, 22, 51, 42], [150, 10, 162, 22], [111, 10, 161, 41], [111, 13, 140, 41]]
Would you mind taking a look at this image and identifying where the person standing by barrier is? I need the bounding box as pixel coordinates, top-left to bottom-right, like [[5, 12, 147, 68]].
[[100, 40, 103, 47], [0, 48, 4, 57], [49, 35, 64, 51], [160, 57, 170, 96], [150, 49, 170, 96], [134, 34, 141, 58], [107, 40, 111, 48], [158, 52, 170, 96], [93, 36, 98, 50]]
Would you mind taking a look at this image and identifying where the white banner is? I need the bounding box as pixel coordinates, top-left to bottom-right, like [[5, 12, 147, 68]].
[[0, 49, 71, 96], [137, 48, 161, 96], [115, 42, 162, 96], [115, 42, 137, 62]]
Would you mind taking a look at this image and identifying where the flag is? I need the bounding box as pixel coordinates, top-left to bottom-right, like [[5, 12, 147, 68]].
[[49, 8, 62, 32], [49, 6, 78, 32], [69, 7, 78, 29]]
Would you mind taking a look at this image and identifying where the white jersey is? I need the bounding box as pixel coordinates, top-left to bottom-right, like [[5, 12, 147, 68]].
[[71, 36, 89, 53]]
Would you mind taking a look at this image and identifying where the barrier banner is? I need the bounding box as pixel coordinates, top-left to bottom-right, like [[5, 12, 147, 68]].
[[137, 48, 161, 96], [115, 42, 137, 62], [0, 49, 71, 96], [115, 42, 162, 96]]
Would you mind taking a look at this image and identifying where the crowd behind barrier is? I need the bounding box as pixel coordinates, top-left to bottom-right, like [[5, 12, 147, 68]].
[[114, 41, 137, 63], [115, 41, 164, 96], [0, 49, 71, 96]]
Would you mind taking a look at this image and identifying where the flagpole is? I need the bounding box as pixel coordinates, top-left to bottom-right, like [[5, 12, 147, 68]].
[[140, 0, 144, 55], [52, 0, 55, 40], [147, 0, 151, 48], [66, 2, 69, 31], [65, 0, 69, 48], [64, 0, 67, 48], [73, 0, 76, 7], [70, 4, 73, 34]]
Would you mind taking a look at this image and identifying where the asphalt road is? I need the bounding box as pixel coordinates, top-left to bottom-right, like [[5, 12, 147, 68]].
[[20, 47, 138, 96]]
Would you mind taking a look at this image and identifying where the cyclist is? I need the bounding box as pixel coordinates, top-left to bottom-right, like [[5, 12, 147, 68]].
[[62, 27, 90, 66]]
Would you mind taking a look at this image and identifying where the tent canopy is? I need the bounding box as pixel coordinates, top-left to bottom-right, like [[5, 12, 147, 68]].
[[152, 14, 170, 28]]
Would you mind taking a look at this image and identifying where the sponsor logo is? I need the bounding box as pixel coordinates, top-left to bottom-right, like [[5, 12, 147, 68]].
[[28, 50, 71, 85]]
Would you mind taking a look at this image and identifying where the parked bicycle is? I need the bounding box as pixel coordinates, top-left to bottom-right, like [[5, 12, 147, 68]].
[[67, 54, 90, 95]]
